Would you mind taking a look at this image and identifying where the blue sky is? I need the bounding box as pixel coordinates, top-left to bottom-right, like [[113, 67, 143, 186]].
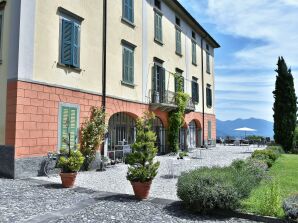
[[178, 0, 298, 122]]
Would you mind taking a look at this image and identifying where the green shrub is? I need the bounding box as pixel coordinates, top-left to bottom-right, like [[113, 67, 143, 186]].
[[283, 194, 298, 220], [267, 145, 284, 155], [177, 167, 240, 212], [252, 149, 279, 167], [244, 180, 283, 217], [80, 107, 106, 170], [231, 159, 267, 198], [57, 149, 85, 173], [179, 151, 188, 159]]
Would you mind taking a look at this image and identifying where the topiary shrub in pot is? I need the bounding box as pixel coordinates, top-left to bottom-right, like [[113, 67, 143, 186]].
[[57, 148, 85, 188], [126, 112, 160, 200]]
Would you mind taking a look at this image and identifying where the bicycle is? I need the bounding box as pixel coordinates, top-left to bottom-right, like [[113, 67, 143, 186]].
[[43, 152, 61, 177]]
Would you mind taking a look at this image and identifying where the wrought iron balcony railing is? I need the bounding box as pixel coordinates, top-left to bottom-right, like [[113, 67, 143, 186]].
[[149, 90, 195, 112]]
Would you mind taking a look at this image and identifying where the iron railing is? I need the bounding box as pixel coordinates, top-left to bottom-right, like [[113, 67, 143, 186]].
[[149, 90, 195, 111]]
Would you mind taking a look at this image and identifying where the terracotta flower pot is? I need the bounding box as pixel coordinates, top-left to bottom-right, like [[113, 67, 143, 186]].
[[60, 172, 77, 188], [131, 181, 152, 200]]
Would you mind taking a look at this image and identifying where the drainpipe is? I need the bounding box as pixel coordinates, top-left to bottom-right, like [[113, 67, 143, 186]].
[[102, 0, 107, 157], [201, 34, 207, 147], [102, 0, 107, 111]]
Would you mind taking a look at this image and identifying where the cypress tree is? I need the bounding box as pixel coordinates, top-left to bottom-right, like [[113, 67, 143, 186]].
[[273, 57, 297, 152]]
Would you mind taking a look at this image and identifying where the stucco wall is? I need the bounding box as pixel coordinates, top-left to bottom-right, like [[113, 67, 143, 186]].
[[33, 0, 103, 94]]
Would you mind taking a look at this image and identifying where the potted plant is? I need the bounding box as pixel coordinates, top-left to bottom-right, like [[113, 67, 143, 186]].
[[57, 148, 85, 188], [126, 113, 160, 200]]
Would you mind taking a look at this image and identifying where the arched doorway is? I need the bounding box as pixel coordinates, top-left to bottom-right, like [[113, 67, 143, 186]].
[[152, 117, 166, 154], [108, 113, 136, 160]]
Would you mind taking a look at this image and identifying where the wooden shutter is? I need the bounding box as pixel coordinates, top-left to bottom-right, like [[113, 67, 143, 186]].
[[124, 0, 133, 22], [176, 29, 181, 54], [60, 106, 78, 150], [192, 81, 199, 103], [152, 64, 157, 92], [160, 67, 165, 102], [206, 52, 210, 73], [155, 13, 162, 41], [0, 15, 2, 50], [61, 19, 74, 66], [206, 87, 212, 107], [128, 49, 134, 84], [192, 41, 196, 64], [73, 24, 80, 68], [208, 121, 212, 140]]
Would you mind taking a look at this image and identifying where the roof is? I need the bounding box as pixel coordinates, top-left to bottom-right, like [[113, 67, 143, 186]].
[[166, 0, 220, 48]]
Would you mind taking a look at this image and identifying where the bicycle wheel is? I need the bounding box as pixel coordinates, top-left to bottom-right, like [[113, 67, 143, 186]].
[[43, 159, 58, 177]]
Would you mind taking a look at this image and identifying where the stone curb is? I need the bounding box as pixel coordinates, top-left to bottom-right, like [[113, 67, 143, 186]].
[[26, 178, 296, 223]]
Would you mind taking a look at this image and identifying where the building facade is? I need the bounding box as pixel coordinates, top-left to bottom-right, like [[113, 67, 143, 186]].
[[0, 0, 220, 178]]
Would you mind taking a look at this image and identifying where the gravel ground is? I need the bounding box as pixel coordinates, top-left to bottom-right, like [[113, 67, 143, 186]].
[[49, 194, 258, 223], [0, 178, 97, 223], [36, 145, 261, 200]]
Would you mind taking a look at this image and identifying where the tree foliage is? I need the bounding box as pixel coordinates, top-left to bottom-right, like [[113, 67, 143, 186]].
[[126, 112, 160, 182], [80, 107, 106, 170], [273, 57, 297, 153]]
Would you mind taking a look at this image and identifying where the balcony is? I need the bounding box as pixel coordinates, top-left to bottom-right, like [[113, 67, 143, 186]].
[[149, 90, 195, 112]]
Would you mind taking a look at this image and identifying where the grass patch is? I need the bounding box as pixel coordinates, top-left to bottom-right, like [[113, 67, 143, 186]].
[[242, 154, 298, 217]]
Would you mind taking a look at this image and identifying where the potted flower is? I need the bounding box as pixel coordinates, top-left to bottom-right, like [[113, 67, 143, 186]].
[[57, 148, 85, 188], [126, 113, 160, 200]]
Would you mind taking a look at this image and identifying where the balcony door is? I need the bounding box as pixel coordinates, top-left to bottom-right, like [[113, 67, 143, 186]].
[[152, 64, 165, 103]]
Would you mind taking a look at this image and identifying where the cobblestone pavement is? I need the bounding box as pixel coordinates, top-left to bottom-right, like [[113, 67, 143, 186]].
[[37, 145, 261, 200], [0, 178, 260, 223]]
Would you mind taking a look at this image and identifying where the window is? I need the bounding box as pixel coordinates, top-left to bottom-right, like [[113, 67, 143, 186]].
[[192, 31, 196, 39], [192, 41, 197, 65], [175, 16, 180, 26], [59, 105, 79, 150], [0, 11, 3, 62], [122, 44, 134, 85], [60, 17, 81, 68], [208, 121, 212, 140], [154, 12, 163, 43], [152, 62, 166, 103], [122, 0, 134, 23], [175, 28, 182, 55], [174, 70, 184, 92], [154, 0, 161, 10], [206, 84, 212, 108], [192, 77, 199, 103]]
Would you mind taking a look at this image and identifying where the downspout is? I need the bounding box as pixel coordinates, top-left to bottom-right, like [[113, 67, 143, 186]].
[[102, 0, 107, 111], [201, 34, 207, 147], [102, 0, 107, 156]]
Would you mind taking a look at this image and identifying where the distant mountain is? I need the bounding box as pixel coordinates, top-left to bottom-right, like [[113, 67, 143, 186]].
[[216, 118, 274, 138]]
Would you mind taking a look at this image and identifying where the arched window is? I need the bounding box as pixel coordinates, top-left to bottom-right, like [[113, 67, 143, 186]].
[[152, 117, 166, 154]]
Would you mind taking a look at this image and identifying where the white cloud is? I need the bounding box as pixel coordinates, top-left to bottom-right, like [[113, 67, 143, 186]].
[[207, 0, 298, 69]]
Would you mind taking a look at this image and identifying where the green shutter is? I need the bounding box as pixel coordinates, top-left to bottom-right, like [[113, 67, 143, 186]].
[[122, 46, 134, 84], [155, 13, 162, 42], [61, 19, 74, 65], [208, 121, 212, 140], [123, 0, 134, 22], [60, 106, 78, 150], [192, 41, 196, 64], [206, 87, 212, 107], [176, 29, 181, 54], [73, 24, 80, 68], [206, 52, 210, 73], [0, 15, 2, 51]]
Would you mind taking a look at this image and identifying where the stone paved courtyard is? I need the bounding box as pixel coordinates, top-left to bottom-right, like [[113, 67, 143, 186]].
[[0, 146, 264, 222], [37, 145, 260, 200]]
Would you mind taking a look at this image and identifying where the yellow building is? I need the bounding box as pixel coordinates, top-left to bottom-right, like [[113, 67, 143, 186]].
[[0, 0, 220, 178]]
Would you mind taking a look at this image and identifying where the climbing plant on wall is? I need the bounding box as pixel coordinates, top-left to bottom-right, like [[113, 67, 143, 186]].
[[168, 73, 189, 153]]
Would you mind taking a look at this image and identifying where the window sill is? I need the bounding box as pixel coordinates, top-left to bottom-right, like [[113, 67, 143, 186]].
[[175, 51, 183, 57], [121, 81, 135, 88], [121, 18, 135, 28], [192, 62, 197, 66], [207, 105, 212, 109], [154, 38, 164, 46], [57, 62, 82, 73], [206, 70, 211, 74]]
